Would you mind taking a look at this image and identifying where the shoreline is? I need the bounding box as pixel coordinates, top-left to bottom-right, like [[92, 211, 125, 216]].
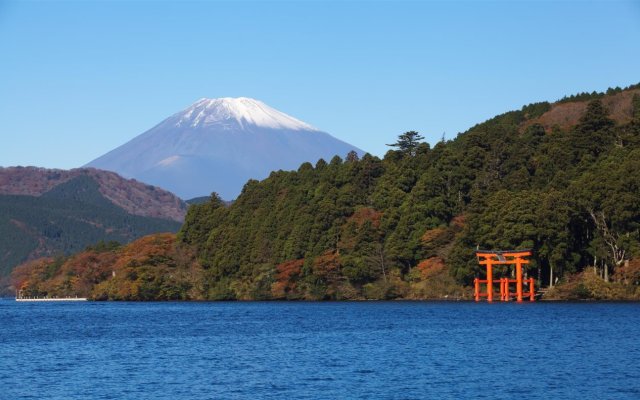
[[8, 297, 640, 303]]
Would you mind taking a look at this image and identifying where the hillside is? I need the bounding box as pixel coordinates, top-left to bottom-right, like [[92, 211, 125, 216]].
[[0, 167, 186, 221], [0, 174, 182, 285], [178, 84, 640, 300], [13, 83, 640, 300], [11, 233, 202, 300], [85, 97, 364, 200], [522, 87, 640, 132]]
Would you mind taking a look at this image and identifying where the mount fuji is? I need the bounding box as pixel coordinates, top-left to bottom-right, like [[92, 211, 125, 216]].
[[86, 98, 364, 200]]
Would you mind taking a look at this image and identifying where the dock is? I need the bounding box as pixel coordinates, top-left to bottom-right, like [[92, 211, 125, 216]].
[[15, 296, 87, 302]]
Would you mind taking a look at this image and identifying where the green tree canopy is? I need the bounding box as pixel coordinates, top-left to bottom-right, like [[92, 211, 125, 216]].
[[386, 131, 425, 156]]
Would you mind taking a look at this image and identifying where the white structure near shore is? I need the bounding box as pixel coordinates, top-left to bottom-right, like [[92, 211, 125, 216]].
[[16, 297, 87, 302], [16, 290, 87, 301]]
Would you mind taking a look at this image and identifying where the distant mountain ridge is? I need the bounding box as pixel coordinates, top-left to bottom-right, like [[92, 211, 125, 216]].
[[0, 168, 187, 287], [0, 174, 182, 280], [86, 97, 364, 199], [0, 167, 186, 221]]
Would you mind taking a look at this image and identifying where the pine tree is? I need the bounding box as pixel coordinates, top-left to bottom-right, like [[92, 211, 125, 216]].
[[386, 131, 425, 156], [345, 150, 360, 163]]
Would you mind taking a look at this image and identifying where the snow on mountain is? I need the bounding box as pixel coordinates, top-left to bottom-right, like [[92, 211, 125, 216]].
[[85, 98, 364, 200], [178, 97, 316, 131]]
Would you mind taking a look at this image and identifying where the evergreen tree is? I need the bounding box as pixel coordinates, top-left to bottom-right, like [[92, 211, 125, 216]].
[[386, 131, 425, 156], [345, 150, 360, 163]]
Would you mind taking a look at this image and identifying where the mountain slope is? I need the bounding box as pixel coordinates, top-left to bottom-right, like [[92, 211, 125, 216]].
[[0, 174, 182, 279], [0, 167, 186, 221], [522, 87, 640, 132], [86, 97, 364, 199]]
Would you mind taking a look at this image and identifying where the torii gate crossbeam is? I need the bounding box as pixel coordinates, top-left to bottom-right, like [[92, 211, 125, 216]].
[[474, 250, 535, 302]]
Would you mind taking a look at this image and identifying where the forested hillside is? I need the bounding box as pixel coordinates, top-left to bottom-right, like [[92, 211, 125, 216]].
[[12, 234, 200, 301], [178, 85, 640, 300], [0, 175, 181, 280], [12, 84, 640, 300]]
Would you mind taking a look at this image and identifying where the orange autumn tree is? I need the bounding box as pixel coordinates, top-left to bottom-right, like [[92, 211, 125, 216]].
[[416, 257, 446, 280], [11, 257, 54, 297], [271, 259, 304, 299]]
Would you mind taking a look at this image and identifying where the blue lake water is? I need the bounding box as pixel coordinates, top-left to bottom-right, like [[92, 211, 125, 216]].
[[1, 300, 639, 399]]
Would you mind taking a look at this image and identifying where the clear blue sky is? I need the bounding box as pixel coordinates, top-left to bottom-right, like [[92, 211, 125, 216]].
[[1, 0, 639, 169]]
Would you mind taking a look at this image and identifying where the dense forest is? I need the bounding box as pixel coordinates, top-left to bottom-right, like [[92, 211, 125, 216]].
[[12, 84, 640, 300]]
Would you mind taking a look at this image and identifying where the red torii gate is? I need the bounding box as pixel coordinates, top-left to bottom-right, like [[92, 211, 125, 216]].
[[474, 250, 535, 302]]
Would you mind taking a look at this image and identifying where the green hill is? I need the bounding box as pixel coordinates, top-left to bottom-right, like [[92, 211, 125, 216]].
[[0, 175, 180, 278]]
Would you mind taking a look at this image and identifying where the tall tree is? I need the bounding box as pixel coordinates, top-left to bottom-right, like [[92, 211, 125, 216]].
[[386, 131, 425, 156], [345, 150, 360, 163]]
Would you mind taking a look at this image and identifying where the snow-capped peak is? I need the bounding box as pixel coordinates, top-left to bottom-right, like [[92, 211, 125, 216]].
[[175, 97, 317, 131]]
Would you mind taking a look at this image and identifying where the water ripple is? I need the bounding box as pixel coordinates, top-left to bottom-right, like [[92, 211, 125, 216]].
[[1, 301, 640, 399]]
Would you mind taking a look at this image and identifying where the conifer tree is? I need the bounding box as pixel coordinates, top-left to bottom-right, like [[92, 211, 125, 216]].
[[386, 131, 425, 156]]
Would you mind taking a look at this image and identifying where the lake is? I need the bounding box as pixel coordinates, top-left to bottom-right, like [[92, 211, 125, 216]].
[[1, 301, 639, 399]]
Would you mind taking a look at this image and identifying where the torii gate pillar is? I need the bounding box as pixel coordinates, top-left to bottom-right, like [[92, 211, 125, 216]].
[[475, 250, 535, 303]]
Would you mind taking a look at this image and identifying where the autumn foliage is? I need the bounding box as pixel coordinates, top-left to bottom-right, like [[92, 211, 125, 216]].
[[271, 259, 304, 299], [416, 257, 445, 280], [421, 227, 448, 245], [347, 207, 382, 228], [11, 233, 203, 300], [614, 259, 640, 286]]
